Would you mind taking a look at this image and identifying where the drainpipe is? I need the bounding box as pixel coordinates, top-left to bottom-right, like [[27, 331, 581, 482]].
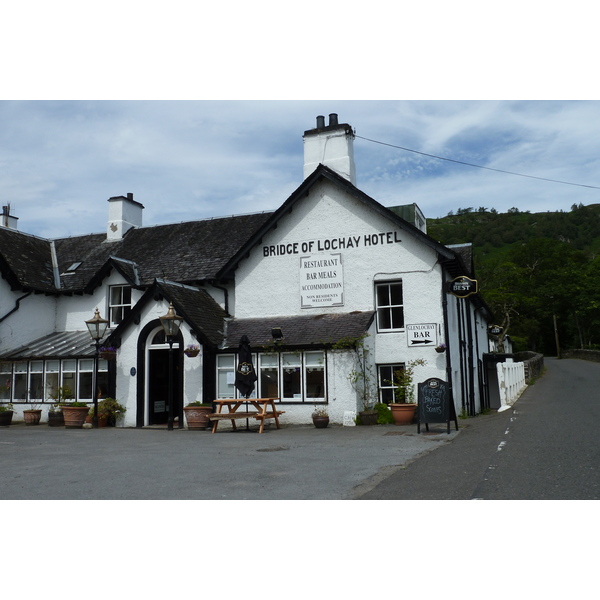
[[0, 292, 32, 323], [441, 269, 456, 419]]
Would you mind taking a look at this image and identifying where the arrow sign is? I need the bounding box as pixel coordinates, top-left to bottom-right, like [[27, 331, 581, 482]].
[[406, 323, 438, 348]]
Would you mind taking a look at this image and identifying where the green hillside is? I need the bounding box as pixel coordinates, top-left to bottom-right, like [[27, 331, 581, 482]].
[[427, 203, 600, 355]]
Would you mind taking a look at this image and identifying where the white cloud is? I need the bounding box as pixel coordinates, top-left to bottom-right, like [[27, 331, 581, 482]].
[[1, 100, 599, 238]]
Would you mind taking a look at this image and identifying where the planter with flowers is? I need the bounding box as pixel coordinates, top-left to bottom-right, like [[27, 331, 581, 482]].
[[389, 359, 426, 426], [0, 403, 14, 427], [435, 343, 446, 353], [184, 344, 200, 358], [311, 406, 329, 428], [48, 386, 73, 426]]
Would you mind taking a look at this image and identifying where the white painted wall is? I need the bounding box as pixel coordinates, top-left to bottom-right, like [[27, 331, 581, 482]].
[[114, 296, 204, 427], [229, 179, 457, 423], [0, 281, 57, 353]]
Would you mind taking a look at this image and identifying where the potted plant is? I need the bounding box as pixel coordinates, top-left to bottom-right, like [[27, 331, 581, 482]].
[[332, 334, 379, 425], [23, 403, 43, 425], [62, 401, 90, 428], [184, 344, 200, 358], [0, 403, 14, 427], [98, 346, 117, 360], [183, 401, 213, 429], [311, 406, 329, 428], [48, 386, 73, 427], [389, 359, 426, 425], [98, 397, 126, 426], [435, 343, 446, 353]]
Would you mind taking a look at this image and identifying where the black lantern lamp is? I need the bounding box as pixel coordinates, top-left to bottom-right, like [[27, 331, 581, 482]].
[[85, 308, 109, 428], [159, 303, 184, 430]]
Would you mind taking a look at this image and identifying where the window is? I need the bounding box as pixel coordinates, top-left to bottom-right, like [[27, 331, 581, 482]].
[[216, 355, 236, 399], [109, 285, 132, 326], [0, 362, 11, 401], [0, 359, 109, 403], [304, 351, 325, 399], [378, 364, 404, 404], [375, 281, 404, 331], [259, 354, 279, 399], [216, 351, 326, 403]]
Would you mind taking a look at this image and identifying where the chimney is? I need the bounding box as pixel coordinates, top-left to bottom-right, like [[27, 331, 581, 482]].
[[1, 204, 18, 230], [107, 193, 144, 240], [303, 113, 356, 184]]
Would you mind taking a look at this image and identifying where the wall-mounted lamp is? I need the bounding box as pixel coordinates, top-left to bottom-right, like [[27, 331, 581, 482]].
[[271, 327, 283, 340]]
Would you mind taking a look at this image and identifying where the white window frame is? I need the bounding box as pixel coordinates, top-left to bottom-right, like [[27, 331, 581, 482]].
[[375, 280, 405, 332], [378, 363, 405, 404], [109, 285, 133, 327]]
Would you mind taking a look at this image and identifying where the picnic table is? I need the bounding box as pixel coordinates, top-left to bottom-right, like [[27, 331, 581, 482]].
[[208, 398, 284, 434]]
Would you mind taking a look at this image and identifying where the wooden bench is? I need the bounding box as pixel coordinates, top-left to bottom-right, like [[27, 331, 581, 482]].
[[209, 399, 284, 433]]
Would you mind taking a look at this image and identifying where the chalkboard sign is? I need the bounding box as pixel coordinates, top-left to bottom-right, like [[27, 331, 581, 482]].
[[418, 378, 457, 433]]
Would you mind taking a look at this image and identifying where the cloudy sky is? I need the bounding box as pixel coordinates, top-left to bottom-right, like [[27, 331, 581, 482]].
[[2, 3, 599, 243], [2, 99, 600, 240]]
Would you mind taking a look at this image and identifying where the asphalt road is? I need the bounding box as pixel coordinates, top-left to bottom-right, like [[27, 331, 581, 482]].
[[2, 357, 597, 501], [358, 357, 600, 500], [0, 415, 459, 500]]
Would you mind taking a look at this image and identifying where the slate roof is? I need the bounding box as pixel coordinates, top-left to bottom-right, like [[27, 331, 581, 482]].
[[222, 311, 375, 350], [107, 279, 229, 349], [0, 212, 273, 294], [0, 228, 57, 292]]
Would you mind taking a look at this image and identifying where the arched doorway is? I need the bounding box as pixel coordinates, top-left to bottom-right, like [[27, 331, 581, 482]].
[[147, 327, 183, 425]]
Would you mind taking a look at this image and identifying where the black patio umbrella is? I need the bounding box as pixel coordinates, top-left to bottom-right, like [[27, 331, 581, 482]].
[[235, 335, 257, 399]]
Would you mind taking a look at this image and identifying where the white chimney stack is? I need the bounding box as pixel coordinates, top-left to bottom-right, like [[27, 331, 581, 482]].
[[107, 193, 144, 240], [303, 113, 356, 185]]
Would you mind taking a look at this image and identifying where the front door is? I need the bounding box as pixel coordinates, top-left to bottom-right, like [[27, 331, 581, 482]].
[[148, 330, 182, 425]]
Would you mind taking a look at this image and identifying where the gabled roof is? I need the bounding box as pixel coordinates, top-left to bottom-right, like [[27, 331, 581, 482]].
[[0, 212, 273, 294], [107, 279, 228, 349], [222, 310, 375, 350], [0, 228, 57, 292], [217, 164, 463, 279]]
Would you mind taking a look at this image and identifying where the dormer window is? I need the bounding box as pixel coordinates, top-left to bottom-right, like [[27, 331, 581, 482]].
[[109, 285, 132, 326]]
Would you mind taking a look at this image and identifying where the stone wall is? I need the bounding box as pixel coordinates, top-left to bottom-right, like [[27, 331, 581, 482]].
[[561, 349, 600, 363], [513, 351, 545, 383]]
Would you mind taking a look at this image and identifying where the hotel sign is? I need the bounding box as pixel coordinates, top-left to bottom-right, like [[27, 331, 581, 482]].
[[300, 253, 344, 308]]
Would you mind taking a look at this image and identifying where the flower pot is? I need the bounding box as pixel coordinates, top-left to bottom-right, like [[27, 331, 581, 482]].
[[23, 409, 42, 425], [48, 410, 64, 427], [85, 414, 109, 427], [389, 403, 417, 425], [435, 346, 446, 353], [62, 406, 90, 428], [184, 349, 200, 358], [183, 405, 212, 429], [359, 410, 378, 426], [312, 415, 329, 428], [0, 411, 13, 427]]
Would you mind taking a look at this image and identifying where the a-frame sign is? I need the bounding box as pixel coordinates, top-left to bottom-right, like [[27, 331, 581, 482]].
[[417, 378, 459, 434]]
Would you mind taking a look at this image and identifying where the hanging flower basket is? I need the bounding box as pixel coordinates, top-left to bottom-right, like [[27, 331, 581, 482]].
[[99, 346, 117, 360], [184, 344, 200, 358], [435, 344, 446, 353]]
